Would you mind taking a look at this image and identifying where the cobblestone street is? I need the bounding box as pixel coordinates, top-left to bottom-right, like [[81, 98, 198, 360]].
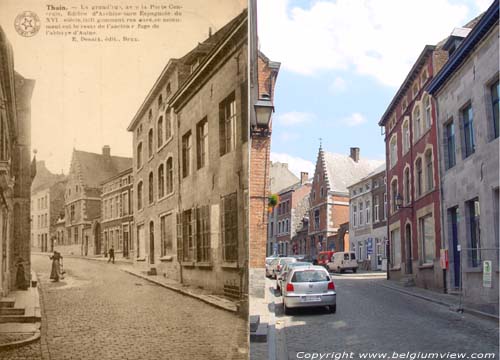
[[1, 254, 247, 360], [270, 273, 499, 359]]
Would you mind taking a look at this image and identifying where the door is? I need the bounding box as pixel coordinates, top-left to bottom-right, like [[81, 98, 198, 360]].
[[149, 222, 155, 264], [405, 224, 412, 274], [450, 208, 460, 289], [123, 225, 129, 258]]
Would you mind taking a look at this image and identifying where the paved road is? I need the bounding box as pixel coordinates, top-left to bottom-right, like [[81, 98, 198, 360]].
[[1, 254, 247, 360], [270, 273, 499, 359]]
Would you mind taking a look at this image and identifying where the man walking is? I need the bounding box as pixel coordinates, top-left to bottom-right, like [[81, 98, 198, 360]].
[[108, 246, 115, 264]]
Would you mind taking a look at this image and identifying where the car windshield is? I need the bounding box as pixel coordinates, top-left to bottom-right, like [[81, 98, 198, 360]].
[[271, 258, 279, 265], [280, 258, 296, 265], [344, 253, 350, 260], [292, 270, 329, 283], [289, 262, 311, 268], [351, 253, 356, 260]]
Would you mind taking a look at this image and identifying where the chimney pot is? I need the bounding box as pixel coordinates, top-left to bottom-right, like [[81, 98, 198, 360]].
[[300, 172, 308, 185], [102, 145, 111, 157], [350, 147, 360, 162]]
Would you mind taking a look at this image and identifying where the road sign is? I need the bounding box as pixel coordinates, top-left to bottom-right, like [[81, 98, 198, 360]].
[[483, 260, 492, 288]]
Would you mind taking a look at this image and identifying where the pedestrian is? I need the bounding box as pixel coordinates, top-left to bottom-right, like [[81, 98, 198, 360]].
[[108, 246, 115, 264], [49, 251, 63, 282]]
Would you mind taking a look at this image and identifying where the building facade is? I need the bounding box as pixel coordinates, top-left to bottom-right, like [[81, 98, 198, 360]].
[[379, 43, 450, 289], [101, 168, 134, 258], [0, 26, 35, 295], [307, 146, 382, 258], [348, 165, 387, 271], [428, 1, 499, 315], [60, 146, 131, 256]]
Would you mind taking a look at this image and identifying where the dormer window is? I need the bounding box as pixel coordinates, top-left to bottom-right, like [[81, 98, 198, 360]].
[[190, 59, 200, 73], [166, 82, 171, 96], [158, 94, 163, 108], [148, 109, 153, 121]]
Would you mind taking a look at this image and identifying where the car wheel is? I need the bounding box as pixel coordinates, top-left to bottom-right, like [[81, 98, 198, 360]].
[[329, 304, 337, 313], [283, 300, 291, 315]]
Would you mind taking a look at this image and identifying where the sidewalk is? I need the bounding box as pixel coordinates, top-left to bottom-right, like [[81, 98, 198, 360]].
[[32, 251, 133, 265], [380, 280, 499, 321]]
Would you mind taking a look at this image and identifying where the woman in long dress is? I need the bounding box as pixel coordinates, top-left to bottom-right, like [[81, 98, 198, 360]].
[[49, 251, 62, 282]]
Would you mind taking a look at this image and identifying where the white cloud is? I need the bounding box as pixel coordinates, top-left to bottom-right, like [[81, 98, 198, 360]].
[[279, 132, 300, 141], [274, 111, 315, 125], [339, 112, 367, 127], [475, 0, 492, 12], [271, 152, 315, 177], [329, 76, 347, 93], [258, 0, 469, 87]]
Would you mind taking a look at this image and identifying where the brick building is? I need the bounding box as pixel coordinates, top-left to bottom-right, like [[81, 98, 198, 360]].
[[378, 42, 450, 289], [60, 146, 131, 256], [100, 168, 134, 258], [307, 146, 382, 258], [0, 26, 35, 295], [427, 0, 499, 315]]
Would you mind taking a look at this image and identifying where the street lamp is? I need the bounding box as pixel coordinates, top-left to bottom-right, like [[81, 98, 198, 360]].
[[253, 94, 274, 131], [395, 193, 412, 209]]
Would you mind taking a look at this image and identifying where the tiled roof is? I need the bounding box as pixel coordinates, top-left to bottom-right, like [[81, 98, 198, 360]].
[[73, 150, 132, 189], [269, 162, 299, 194], [31, 161, 67, 193], [322, 151, 384, 193]]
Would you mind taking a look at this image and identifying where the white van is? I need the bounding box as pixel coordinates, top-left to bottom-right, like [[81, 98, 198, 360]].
[[327, 252, 358, 273]]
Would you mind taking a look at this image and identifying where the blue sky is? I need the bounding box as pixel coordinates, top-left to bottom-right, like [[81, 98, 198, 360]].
[[258, 0, 492, 176]]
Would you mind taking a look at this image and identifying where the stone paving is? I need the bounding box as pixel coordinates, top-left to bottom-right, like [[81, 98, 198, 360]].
[[0, 254, 248, 360], [271, 273, 499, 359]]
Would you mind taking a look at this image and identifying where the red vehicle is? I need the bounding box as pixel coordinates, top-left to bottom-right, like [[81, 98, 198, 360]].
[[315, 251, 335, 268]]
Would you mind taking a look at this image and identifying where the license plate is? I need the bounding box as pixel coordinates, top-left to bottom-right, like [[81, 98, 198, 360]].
[[301, 296, 321, 302]]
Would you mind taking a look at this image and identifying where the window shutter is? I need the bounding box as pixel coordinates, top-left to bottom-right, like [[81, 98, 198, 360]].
[[240, 81, 248, 143], [191, 207, 197, 261], [176, 212, 182, 261], [219, 103, 226, 156]]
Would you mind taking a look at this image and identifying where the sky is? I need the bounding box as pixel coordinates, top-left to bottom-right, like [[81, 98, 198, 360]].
[[258, 0, 492, 177], [0, 0, 246, 174]]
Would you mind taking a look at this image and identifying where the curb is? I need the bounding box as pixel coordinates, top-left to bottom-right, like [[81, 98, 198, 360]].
[[0, 330, 41, 350], [380, 283, 499, 322], [121, 269, 238, 314]]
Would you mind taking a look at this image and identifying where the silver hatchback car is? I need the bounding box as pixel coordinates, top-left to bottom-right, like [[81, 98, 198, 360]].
[[281, 265, 336, 315]]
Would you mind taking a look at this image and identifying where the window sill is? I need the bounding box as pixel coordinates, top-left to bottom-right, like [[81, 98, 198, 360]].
[[157, 192, 175, 204], [136, 165, 144, 173], [136, 256, 146, 262], [418, 263, 434, 270], [148, 156, 154, 163], [181, 261, 195, 267], [159, 255, 173, 262], [157, 142, 167, 153], [196, 262, 213, 268], [222, 261, 238, 269]]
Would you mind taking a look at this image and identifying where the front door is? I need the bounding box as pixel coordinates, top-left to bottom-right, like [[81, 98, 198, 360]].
[[123, 225, 129, 258], [450, 208, 460, 289], [405, 224, 412, 274]]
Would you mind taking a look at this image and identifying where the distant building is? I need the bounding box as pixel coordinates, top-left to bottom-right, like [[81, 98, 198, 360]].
[[100, 168, 133, 258], [307, 146, 382, 258], [0, 26, 35, 295], [427, 1, 499, 315], [348, 164, 387, 271], [61, 146, 131, 256]]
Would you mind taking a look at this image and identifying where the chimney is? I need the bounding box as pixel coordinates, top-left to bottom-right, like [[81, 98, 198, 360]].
[[208, 27, 212, 38], [300, 172, 308, 185], [102, 145, 111, 157], [350, 147, 360, 162]]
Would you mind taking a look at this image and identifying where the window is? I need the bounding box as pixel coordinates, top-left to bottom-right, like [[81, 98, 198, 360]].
[[137, 143, 143, 169], [148, 172, 154, 204], [491, 80, 499, 139], [137, 181, 143, 210], [158, 164, 165, 198], [122, 192, 129, 215], [359, 202, 364, 225], [403, 119, 410, 154], [444, 120, 456, 169], [353, 204, 357, 226], [182, 131, 192, 178], [166, 82, 171, 96], [383, 193, 387, 219], [419, 214, 434, 264], [374, 197, 379, 222], [462, 104, 475, 157], [425, 150, 433, 191], [413, 106, 421, 140], [365, 201, 370, 224], [424, 96, 431, 130], [412, 83, 419, 99], [390, 228, 401, 267], [157, 116, 163, 148], [467, 198, 481, 267], [160, 213, 173, 256], [70, 204, 75, 221], [196, 118, 208, 169], [415, 158, 423, 197], [389, 135, 398, 168], [222, 193, 238, 262], [219, 92, 236, 155], [404, 168, 410, 205], [158, 94, 163, 108], [314, 209, 320, 229], [391, 180, 398, 213], [148, 109, 152, 121], [166, 158, 173, 194], [180, 209, 194, 261], [148, 129, 154, 158], [196, 206, 210, 262]]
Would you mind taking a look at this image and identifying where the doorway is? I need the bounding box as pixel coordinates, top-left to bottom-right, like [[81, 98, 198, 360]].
[[405, 224, 412, 274], [449, 207, 460, 289]]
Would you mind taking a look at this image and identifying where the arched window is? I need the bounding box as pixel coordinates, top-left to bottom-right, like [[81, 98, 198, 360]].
[[414, 106, 421, 140], [158, 164, 165, 198], [424, 96, 431, 129], [165, 112, 172, 140], [390, 135, 398, 167], [148, 129, 154, 158], [404, 168, 410, 205], [166, 158, 173, 194], [137, 181, 143, 210], [137, 142, 143, 169], [391, 179, 398, 213], [158, 94, 163, 108], [148, 109, 152, 121], [415, 158, 423, 197], [425, 150, 433, 191], [157, 116, 163, 148], [148, 172, 154, 204], [402, 119, 410, 153]]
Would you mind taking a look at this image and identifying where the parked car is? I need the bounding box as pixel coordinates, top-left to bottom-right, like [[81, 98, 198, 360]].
[[281, 265, 336, 315], [327, 251, 358, 273], [266, 257, 279, 278], [270, 257, 297, 279], [290, 254, 307, 261], [316, 251, 335, 268], [277, 261, 312, 293]]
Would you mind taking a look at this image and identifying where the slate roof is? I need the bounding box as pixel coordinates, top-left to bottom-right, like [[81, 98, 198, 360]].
[[31, 161, 67, 193], [72, 150, 132, 189], [269, 162, 299, 194], [322, 151, 384, 194]]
